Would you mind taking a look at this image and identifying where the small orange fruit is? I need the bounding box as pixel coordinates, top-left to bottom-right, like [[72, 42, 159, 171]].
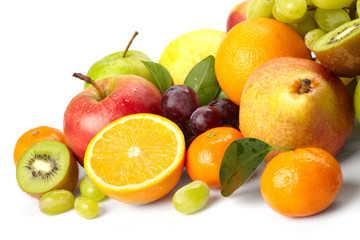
[[84, 113, 185, 205], [185, 127, 243, 188], [215, 18, 312, 105], [13, 126, 66, 165], [260, 148, 343, 218]]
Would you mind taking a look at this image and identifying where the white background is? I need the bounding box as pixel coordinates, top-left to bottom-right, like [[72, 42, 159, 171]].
[[2, 0, 360, 239]]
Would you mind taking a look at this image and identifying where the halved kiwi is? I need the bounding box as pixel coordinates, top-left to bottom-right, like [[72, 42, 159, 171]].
[[16, 140, 79, 198], [313, 18, 360, 78]]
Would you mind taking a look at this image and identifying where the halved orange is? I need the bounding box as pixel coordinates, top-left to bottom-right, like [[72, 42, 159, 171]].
[[84, 113, 185, 204]]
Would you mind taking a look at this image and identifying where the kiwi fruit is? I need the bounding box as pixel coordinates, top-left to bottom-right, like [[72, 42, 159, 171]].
[[313, 18, 360, 78], [16, 140, 78, 199]]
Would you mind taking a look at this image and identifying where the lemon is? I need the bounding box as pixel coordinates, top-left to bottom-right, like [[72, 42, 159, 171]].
[[159, 29, 226, 85]]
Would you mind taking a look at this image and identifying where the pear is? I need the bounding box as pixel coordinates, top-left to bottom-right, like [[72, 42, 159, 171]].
[[240, 57, 354, 161]]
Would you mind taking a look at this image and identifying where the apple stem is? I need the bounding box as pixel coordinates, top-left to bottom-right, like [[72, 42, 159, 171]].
[[73, 73, 107, 99], [299, 79, 311, 94], [122, 31, 139, 58]]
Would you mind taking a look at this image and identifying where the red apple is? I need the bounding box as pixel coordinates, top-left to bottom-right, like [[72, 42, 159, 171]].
[[226, 0, 251, 32], [63, 74, 163, 166]]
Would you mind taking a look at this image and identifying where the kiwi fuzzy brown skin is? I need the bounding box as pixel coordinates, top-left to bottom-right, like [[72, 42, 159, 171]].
[[313, 18, 360, 78], [16, 140, 79, 199]]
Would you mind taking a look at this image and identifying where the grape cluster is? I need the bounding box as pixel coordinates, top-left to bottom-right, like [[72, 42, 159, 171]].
[[161, 85, 239, 147], [247, 0, 359, 50]]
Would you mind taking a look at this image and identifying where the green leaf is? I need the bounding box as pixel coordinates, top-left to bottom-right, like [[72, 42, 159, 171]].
[[184, 55, 219, 106], [142, 61, 172, 94], [219, 138, 272, 197]]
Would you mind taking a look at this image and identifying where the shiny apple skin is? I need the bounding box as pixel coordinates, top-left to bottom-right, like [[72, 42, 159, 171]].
[[226, 0, 251, 32], [63, 75, 163, 166]]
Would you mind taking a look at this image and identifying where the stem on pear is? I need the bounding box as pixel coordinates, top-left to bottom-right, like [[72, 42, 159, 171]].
[[122, 31, 139, 58], [73, 73, 107, 100], [299, 79, 311, 94]]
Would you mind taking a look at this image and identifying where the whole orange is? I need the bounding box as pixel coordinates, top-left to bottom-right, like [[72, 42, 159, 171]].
[[215, 18, 312, 105], [260, 148, 343, 218], [185, 127, 243, 188], [13, 126, 66, 165]]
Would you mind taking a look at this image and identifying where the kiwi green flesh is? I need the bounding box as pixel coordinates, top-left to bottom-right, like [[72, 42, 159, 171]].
[[313, 18, 360, 50], [16, 140, 70, 194], [312, 18, 360, 77]]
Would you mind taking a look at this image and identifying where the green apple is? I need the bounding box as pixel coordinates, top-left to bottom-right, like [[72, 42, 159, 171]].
[[85, 32, 152, 88]]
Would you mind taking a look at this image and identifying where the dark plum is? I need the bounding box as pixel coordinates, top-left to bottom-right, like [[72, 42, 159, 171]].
[[176, 122, 194, 140], [208, 99, 239, 128], [189, 106, 223, 136], [161, 85, 201, 123]]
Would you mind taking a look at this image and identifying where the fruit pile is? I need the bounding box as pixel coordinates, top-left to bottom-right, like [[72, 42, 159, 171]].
[[228, 0, 358, 38], [13, 0, 360, 219], [227, 0, 360, 79], [161, 84, 240, 147]]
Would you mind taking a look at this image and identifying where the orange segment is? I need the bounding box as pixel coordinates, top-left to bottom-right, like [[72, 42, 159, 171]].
[[84, 113, 185, 204]]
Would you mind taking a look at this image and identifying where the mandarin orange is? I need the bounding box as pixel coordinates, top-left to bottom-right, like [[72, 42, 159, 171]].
[[13, 126, 66, 165], [185, 127, 243, 188], [260, 148, 343, 218]]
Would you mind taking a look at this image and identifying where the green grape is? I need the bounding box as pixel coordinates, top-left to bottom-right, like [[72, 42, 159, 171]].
[[247, 0, 275, 19], [304, 28, 327, 50], [272, 4, 306, 23], [306, 0, 314, 7], [357, 0, 360, 18], [275, 0, 307, 19], [315, 8, 351, 32], [80, 176, 106, 202], [74, 196, 99, 219], [172, 180, 209, 215], [39, 190, 74, 215], [289, 10, 317, 37], [312, 0, 354, 9]]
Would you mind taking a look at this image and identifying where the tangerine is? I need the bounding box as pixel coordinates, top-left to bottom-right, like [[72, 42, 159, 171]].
[[13, 126, 66, 165], [215, 18, 312, 105], [260, 148, 343, 218], [185, 127, 243, 188]]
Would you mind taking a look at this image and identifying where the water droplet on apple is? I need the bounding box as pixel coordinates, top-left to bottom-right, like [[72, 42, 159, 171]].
[[123, 99, 131, 106]]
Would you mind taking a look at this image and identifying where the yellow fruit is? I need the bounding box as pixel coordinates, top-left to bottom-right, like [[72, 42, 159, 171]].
[[159, 29, 226, 85], [84, 113, 185, 204]]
